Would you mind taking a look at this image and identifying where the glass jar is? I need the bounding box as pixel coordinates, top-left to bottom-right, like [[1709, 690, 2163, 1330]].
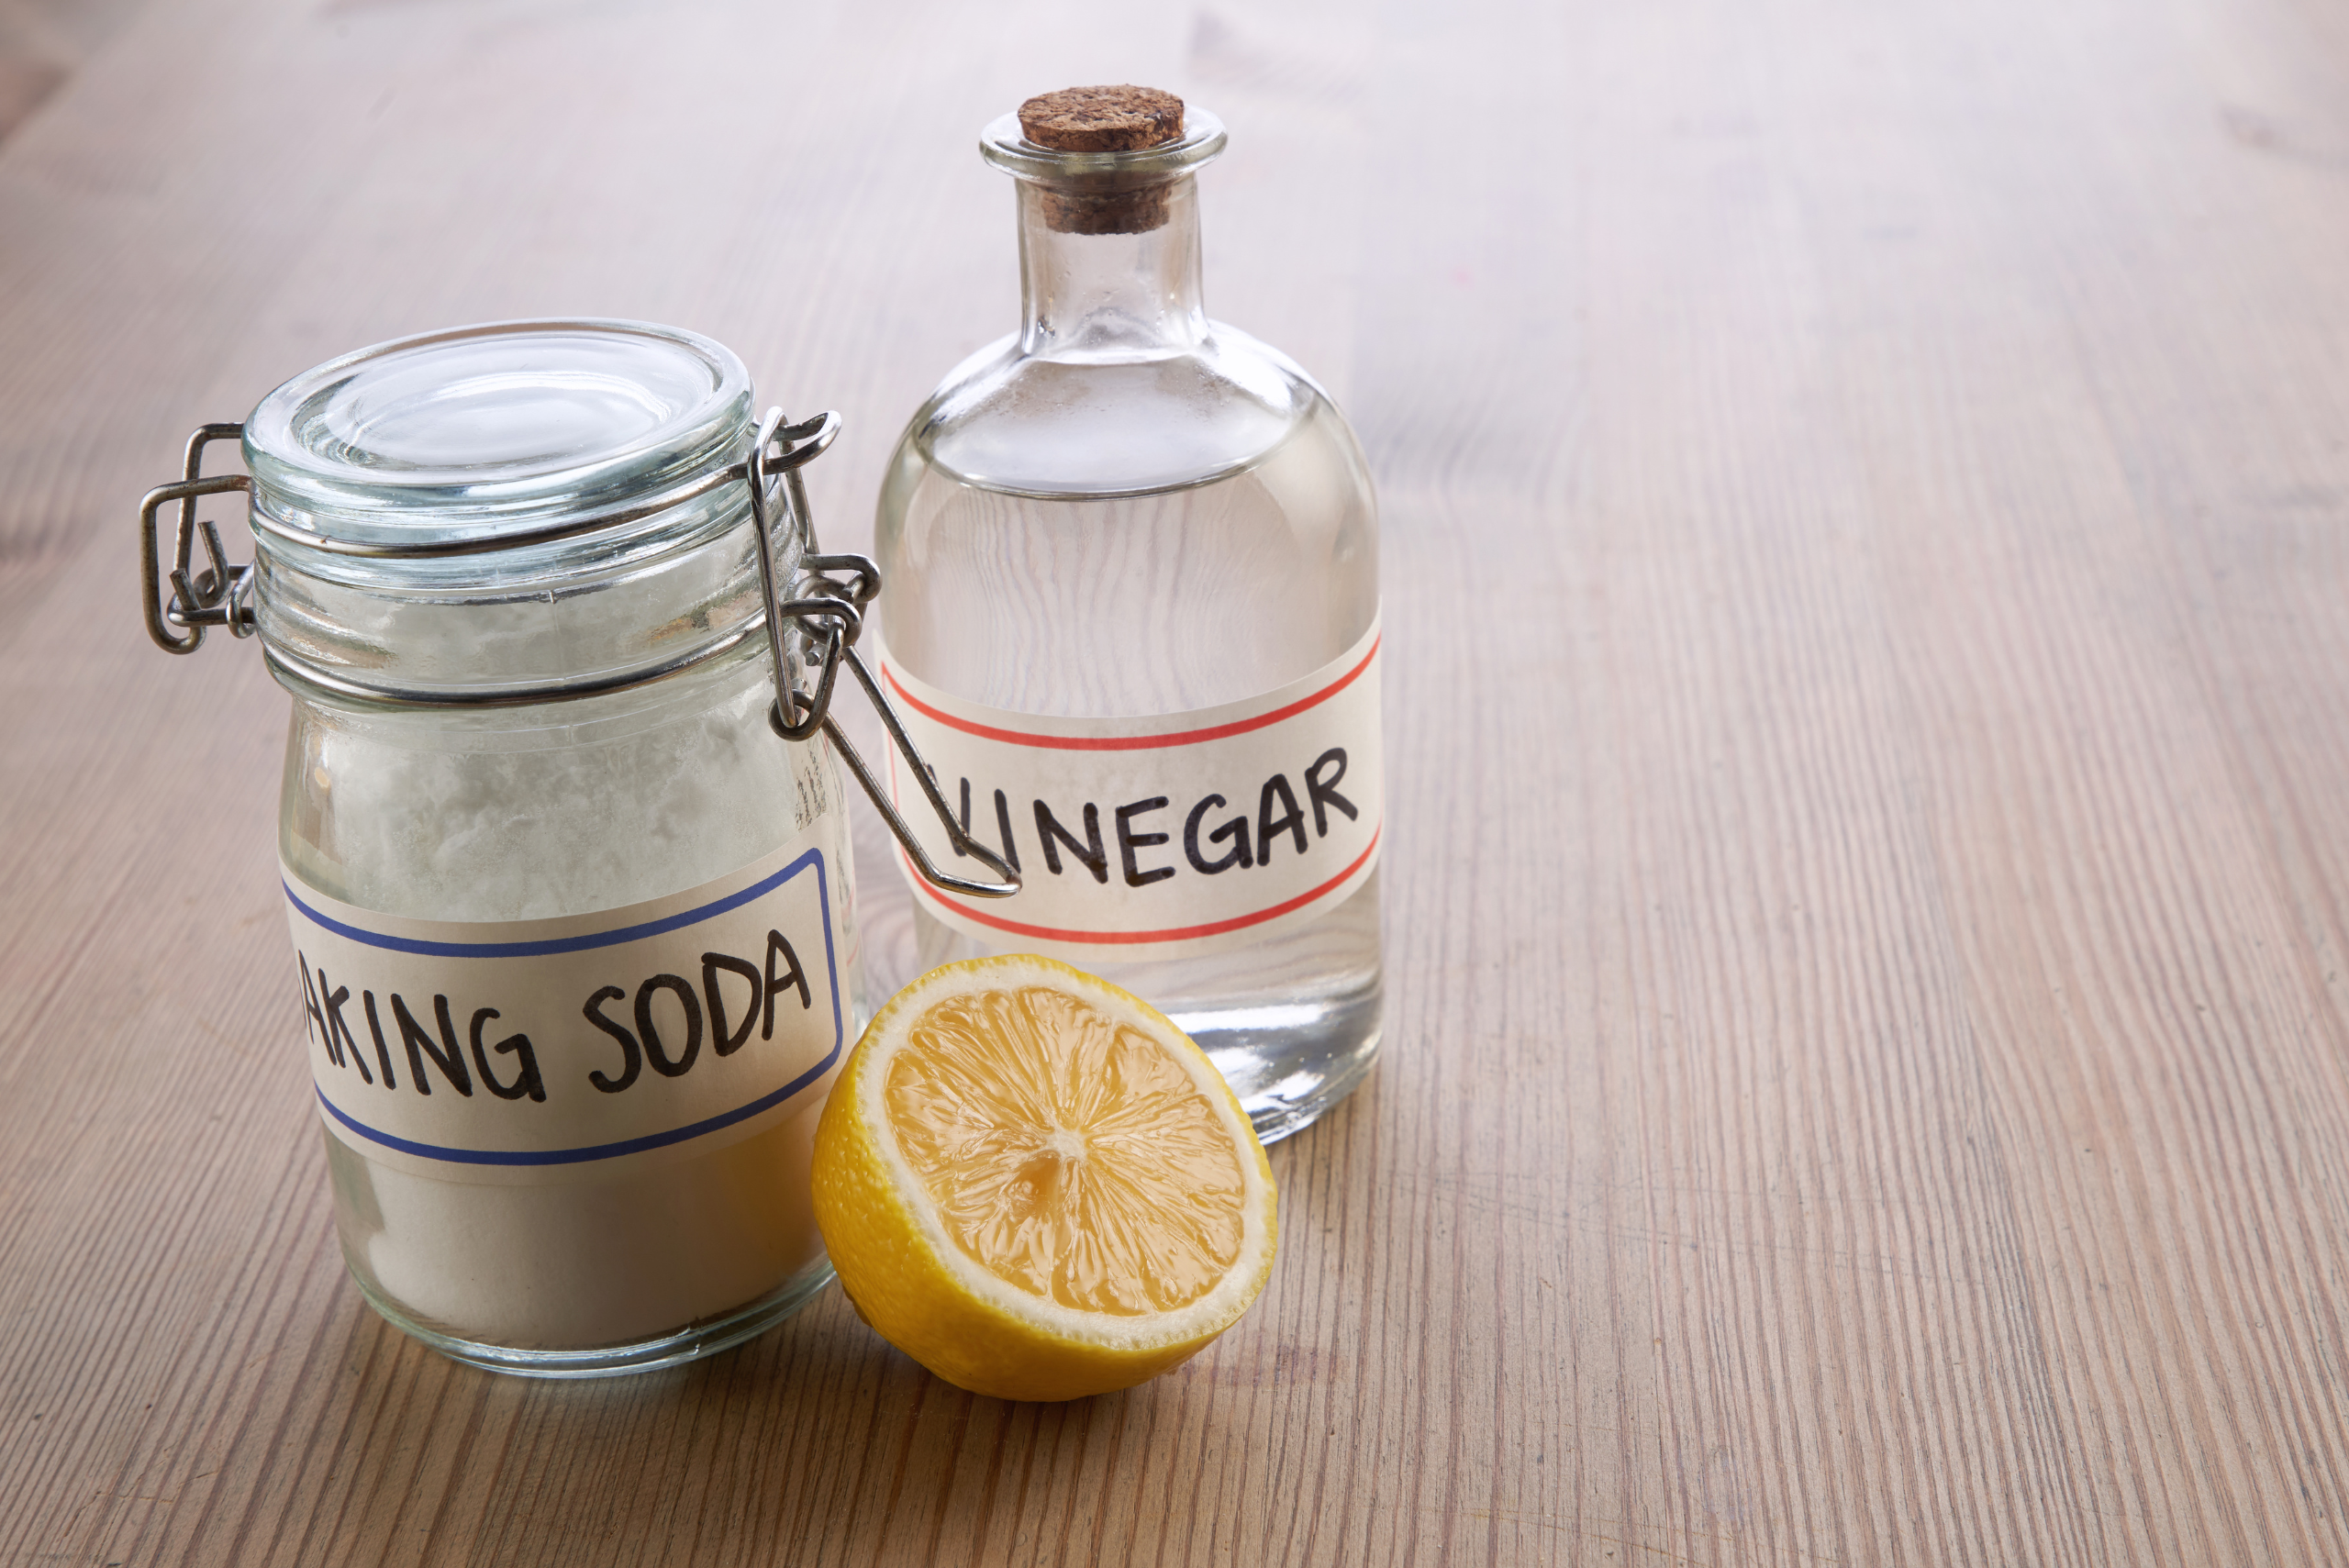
[[873, 95, 1385, 1142], [134, 319, 1003, 1376]]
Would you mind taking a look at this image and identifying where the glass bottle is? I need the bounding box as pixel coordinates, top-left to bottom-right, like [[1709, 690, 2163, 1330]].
[[874, 91, 1384, 1142]]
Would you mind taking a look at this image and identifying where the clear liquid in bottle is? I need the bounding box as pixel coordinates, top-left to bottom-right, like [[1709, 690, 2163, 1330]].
[[874, 91, 1385, 1141]]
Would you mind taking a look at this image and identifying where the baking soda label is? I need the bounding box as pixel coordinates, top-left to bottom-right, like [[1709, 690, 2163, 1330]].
[[285, 828, 844, 1182], [878, 618, 1384, 964]]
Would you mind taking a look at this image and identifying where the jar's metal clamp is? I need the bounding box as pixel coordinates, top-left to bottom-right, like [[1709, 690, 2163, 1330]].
[[740, 410, 1019, 900], [135, 409, 1019, 901]]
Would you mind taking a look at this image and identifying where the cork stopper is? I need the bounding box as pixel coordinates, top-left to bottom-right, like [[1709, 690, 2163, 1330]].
[[1016, 85, 1187, 236], [1019, 85, 1185, 152]]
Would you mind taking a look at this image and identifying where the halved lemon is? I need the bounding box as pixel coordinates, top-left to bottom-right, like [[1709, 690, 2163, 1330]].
[[810, 955, 1278, 1401]]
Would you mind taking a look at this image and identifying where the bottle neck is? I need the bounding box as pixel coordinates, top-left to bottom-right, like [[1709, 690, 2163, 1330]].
[[1016, 174, 1207, 359]]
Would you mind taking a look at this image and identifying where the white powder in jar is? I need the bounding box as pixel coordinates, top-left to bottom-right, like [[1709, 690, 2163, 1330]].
[[290, 654, 863, 1351]]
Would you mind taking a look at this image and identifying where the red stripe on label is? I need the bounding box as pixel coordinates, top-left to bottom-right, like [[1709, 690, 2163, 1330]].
[[881, 634, 1381, 751], [903, 826, 1381, 946]]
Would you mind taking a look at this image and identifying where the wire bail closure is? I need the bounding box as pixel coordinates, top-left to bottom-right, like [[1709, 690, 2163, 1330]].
[[134, 410, 1020, 901], [138, 424, 256, 653], [742, 409, 1019, 899]]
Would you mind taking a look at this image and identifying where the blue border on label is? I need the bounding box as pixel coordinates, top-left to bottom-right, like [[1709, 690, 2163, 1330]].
[[283, 855, 817, 958], [306, 849, 844, 1167]]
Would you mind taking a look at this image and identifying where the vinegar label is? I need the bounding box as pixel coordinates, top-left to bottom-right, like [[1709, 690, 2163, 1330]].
[[878, 618, 1384, 964], [283, 822, 847, 1184]]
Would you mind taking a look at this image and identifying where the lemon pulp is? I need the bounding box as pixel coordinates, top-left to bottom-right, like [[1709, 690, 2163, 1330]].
[[886, 984, 1246, 1316]]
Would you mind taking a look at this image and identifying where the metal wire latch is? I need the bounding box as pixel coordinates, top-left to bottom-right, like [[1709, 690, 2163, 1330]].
[[742, 410, 1019, 900], [139, 424, 255, 652], [135, 411, 1019, 900]]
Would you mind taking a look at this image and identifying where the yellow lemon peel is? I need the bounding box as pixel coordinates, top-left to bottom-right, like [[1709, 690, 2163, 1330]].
[[811, 956, 1278, 1401]]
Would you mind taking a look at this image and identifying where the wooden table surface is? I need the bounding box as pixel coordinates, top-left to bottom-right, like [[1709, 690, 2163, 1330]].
[[6, 0, 2349, 1562]]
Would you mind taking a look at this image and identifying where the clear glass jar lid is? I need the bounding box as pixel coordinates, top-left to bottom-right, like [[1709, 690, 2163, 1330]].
[[242, 318, 753, 548], [239, 319, 778, 707]]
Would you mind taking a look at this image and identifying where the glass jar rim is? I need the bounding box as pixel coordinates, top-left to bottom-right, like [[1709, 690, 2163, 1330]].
[[242, 318, 754, 551], [978, 106, 1227, 185]]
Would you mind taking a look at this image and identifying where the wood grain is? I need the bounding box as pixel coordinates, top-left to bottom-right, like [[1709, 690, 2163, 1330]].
[[4, 0, 2347, 1562]]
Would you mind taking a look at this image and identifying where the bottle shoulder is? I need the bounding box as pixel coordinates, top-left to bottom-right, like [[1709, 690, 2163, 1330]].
[[897, 322, 1353, 500]]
